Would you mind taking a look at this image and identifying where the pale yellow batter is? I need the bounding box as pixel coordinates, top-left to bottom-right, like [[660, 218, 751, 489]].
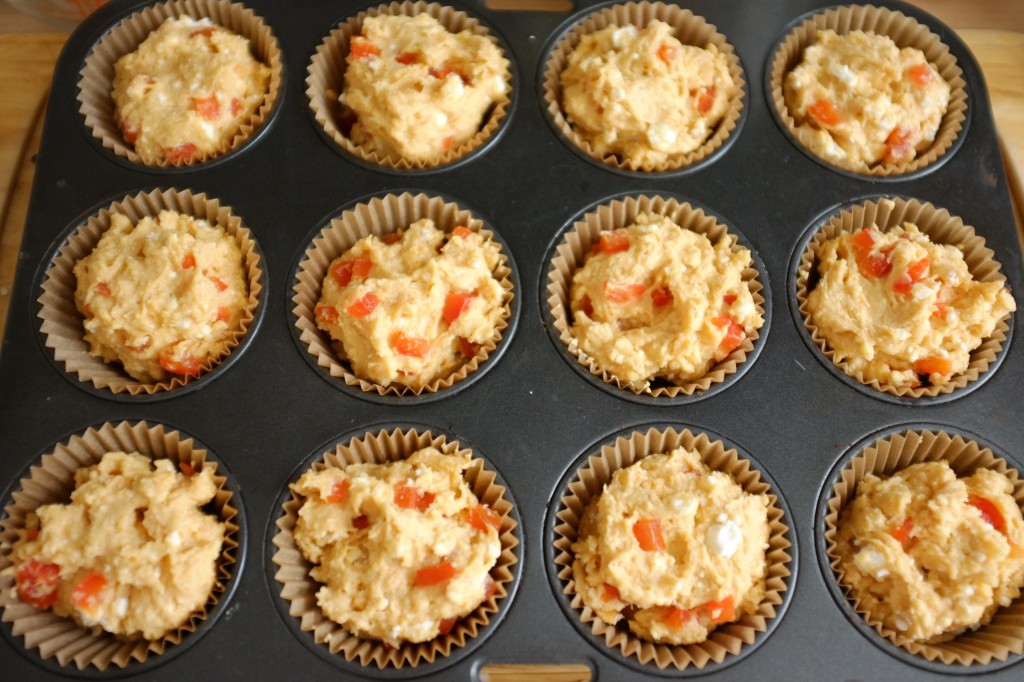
[[10, 452, 225, 640], [560, 21, 734, 167], [316, 219, 505, 389], [341, 14, 508, 163], [291, 447, 501, 645], [837, 461, 1024, 642], [113, 16, 271, 164], [570, 213, 761, 387], [806, 222, 1015, 388], [74, 210, 248, 383], [785, 30, 951, 167], [573, 448, 769, 645]]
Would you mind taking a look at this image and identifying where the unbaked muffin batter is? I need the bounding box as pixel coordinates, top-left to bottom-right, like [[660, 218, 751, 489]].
[[836, 461, 1024, 642], [570, 213, 761, 386], [560, 21, 734, 167], [784, 30, 951, 167], [291, 447, 501, 645], [11, 452, 225, 640], [113, 16, 271, 164], [573, 447, 770, 645], [315, 219, 505, 389], [74, 210, 248, 383], [806, 222, 1015, 388], [341, 13, 508, 163]]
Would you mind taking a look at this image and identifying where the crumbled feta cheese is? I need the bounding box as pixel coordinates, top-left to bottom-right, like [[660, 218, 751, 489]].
[[705, 518, 742, 558]]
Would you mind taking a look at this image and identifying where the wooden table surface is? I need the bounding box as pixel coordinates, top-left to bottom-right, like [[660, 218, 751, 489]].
[[0, 3, 1022, 677]]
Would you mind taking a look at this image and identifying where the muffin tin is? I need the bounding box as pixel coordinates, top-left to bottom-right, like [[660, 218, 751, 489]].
[[0, 0, 1021, 679]]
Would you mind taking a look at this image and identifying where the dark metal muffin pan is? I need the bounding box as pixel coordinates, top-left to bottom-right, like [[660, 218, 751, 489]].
[[0, 0, 1021, 679]]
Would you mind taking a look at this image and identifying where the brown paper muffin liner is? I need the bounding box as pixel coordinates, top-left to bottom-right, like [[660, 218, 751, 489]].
[[78, 0, 282, 168], [0, 421, 240, 671], [795, 196, 1011, 398], [292, 192, 514, 397], [270, 427, 519, 669], [306, 1, 512, 170], [823, 428, 1024, 665], [552, 426, 792, 670], [37, 188, 263, 396], [769, 4, 966, 177], [541, 1, 744, 174], [546, 194, 765, 397]]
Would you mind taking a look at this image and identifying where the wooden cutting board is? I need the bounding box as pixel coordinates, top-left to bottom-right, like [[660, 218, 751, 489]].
[[0, 26, 1021, 682]]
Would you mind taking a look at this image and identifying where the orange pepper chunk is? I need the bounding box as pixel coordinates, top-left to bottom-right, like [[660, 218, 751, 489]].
[[914, 356, 952, 376], [190, 27, 216, 39], [70, 573, 108, 614], [391, 331, 429, 358], [349, 36, 380, 60], [908, 63, 934, 87], [164, 143, 198, 163], [316, 305, 339, 324], [209, 275, 229, 292], [353, 514, 371, 530], [458, 337, 479, 358], [578, 295, 594, 318], [120, 120, 139, 143], [16, 559, 60, 610], [381, 232, 403, 244], [603, 583, 621, 602], [808, 98, 842, 126], [466, 505, 502, 533], [394, 483, 435, 512], [95, 282, 112, 297], [704, 595, 735, 624], [193, 96, 220, 121], [182, 253, 196, 270], [712, 315, 745, 356], [932, 300, 949, 320], [657, 43, 678, 64], [230, 98, 242, 116], [215, 306, 231, 323], [664, 605, 694, 630], [604, 281, 647, 302], [594, 230, 630, 254], [158, 343, 202, 376], [179, 461, 197, 476], [889, 516, 914, 547], [723, 293, 737, 306], [395, 52, 418, 65], [438, 617, 458, 635], [892, 257, 929, 296], [632, 518, 666, 552], [441, 135, 455, 152], [851, 229, 893, 278], [416, 561, 457, 587], [694, 86, 716, 115], [443, 291, 477, 325], [651, 285, 673, 308], [884, 127, 913, 164], [968, 494, 1006, 534], [347, 292, 379, 317], [452, 226, 474, 239], [327, 479, 350, 504], [430, 65, 469, 85]]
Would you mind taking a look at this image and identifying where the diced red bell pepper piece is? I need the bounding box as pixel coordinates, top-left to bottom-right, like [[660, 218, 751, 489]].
[[466, 505, 501, 533], [416, 561, 457, 587], [594, 230, 630, 254], [353, 514, 370, 529], [458, 337, 479, 358], [394, 483, 435, 511], [120, 120, 139, 143], [723, 293, 737, 306], [347, 292, 378, 317], [578, 295, 594, 318], [193, 96, 220, 121], [395, 52, 418, 65], [209, 275, 229, 292], [95, 282, 112, 297], [657, 43, 678, 64], [889, 516, 914, 547], [215, 306, 231, 323], [914, 356, 952, 376], [968, 494, 1006, 534], [603, 583, 621, 602], [158, 344, 202, 376], [164, 143, 198, 163], [704, 595, 735, 624], [391, 331, 429, 358], [712, 316, 745, 356], [932, 300, 948, 320], [851, 229, 893, 278], [443, 291, 477, 324], [231, 98, 242, 116], [349, 36, 380, 60], [182, 253, 196, 270], [695, 86, 716, 115], [452, 226, 474, 239], [808, 98, 842, 126], [381, 232, 403, 244], [191, 27, 216, 39], [429, 65, 469, 84], [438, 617, 458, 635], [885, 127, 913, 164], [651, 285, 673, 308], [604, 282, 647, 302], [664, 605, 694, 630], [180, 461, 197, 476], [316, 305, 339, 324], [70, 572, 108, 614], [327, 479, 350, 504], [893, 257, 929, 296], [632, 518, 666, 552], [16, 559, 60, 610], [909, 63, 934, 87]]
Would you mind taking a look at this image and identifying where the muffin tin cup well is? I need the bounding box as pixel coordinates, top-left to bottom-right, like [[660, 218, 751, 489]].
[[546, 423, 795, 674], [35, 188, 266, 401], [0, 420, 246, 674], [305, 0, 516, 173], [790, 195, 1014, 404], [290, 190, 520, 404], [816, 423, 1024, 672], [543, 192, 770, 405], [766, 3, 968, 179], [540, 0, 747, 176], [77, 0, 284, 171], [266, 424, 521, 675]]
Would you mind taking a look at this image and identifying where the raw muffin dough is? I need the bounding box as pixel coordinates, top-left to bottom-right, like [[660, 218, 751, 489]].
[[74, 210, 248, 383], [10, 452, 225, 640], [837, 461, 1024, 642], [315, 219, 505, 389], [572, 447, 770, 645], [341, 13, 508, 163], [291, 447, 502, 645], [560, 21, 734, 167], [569, 213, 761, 387], [806, 221, 1015, 388], [784, 30, 951, 167], [112, 16, 271, 164]]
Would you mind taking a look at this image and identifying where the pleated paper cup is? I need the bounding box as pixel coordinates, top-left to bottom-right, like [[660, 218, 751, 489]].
[[306, 1, 512, 170], [37, 188, 263, 396], [77, 0, 281, 168], [542, 1, 744, 173], [270, 427, 519, 669], [822, 428, 1024, 665], [546, 194, 765, 397], [795, 197, 1011, 398], [552, 426, 793, 670], [0, 421, 241, 671], [292, 192, 514, 398], [768, 4, 966, 176]]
